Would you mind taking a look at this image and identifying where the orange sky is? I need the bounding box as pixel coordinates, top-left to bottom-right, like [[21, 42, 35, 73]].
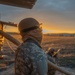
[[1, 0, 75, 33], [3, 24, 75, 34]]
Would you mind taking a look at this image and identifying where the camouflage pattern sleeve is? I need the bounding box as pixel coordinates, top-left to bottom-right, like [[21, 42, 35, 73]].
[[15, 47, 32, 75]]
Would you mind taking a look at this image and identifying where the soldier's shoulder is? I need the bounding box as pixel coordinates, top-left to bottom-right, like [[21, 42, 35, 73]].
[[17, 42, 37, 51]]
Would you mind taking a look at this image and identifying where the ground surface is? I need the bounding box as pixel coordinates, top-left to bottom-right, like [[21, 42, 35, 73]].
[[0, 34, 75, 75], [0, 64, 75, 75], [42, 35, 75, 68]]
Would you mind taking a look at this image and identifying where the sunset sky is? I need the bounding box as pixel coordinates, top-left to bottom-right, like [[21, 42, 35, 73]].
[[0, 0, 75, 33]]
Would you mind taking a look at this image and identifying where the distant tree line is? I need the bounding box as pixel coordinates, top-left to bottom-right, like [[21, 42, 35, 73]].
[[44, 33, 75, 37]]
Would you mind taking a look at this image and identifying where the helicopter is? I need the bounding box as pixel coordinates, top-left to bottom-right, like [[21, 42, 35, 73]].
[[0, 0, 37, 42], [0, 0, 37, 51], [0, 0, 37, 32], [0, 0, 37, 33]]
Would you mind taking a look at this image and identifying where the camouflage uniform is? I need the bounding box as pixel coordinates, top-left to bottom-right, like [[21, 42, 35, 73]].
[[15, 39, 48, 75]]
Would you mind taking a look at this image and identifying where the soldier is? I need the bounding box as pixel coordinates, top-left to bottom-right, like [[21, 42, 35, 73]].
[[15, 18, 48, 75], [46, 48, 60, 75], [46, 48, 56, 75], [46, 48, 56, 63]]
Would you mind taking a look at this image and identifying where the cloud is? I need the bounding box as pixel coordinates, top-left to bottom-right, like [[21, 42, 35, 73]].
[[0, 0, 75, 33], [43, 29, 56, 33], [35, 0, 75, 11]]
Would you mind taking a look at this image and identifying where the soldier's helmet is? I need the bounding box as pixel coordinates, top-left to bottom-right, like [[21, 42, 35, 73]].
[[18, 18, 40, 33]]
